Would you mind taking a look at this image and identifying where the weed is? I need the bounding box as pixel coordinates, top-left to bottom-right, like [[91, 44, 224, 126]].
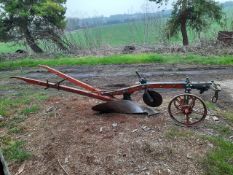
[[8, 126, 26, 134], [2, 141, 30, 162], [209, 124, 232, 137], [165, 127, 194, 139], [222, 111, 233, 124], [205, 101, 218, 111], [203, 136, 233, 175], [21, 105, 40, 116]]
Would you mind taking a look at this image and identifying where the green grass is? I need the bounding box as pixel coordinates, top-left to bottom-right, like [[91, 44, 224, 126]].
[[209, 124, 232, 137], [0, 53, 232, 70], [21, 105, 40, 116], [205, 101, 219, 111], [222, 111, 233, 124], [0, 92, 48, 117], [0, 42, 25, 54], [68, 20, 166, 48], [2, 140, 31, 162], [203, 137, 233, 175]]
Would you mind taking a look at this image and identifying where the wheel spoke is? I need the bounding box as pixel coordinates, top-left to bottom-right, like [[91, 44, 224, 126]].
[[173, 110, 183, 115], [185, 114, 190, 126], [192, 109, 204, 116], [168, 94, 207, 127]]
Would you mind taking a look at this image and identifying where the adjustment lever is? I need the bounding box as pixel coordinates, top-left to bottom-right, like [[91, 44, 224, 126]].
[[136, 71, 147, 84]]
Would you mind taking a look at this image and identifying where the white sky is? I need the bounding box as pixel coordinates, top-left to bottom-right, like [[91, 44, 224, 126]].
[[65, 0, 230, 18]]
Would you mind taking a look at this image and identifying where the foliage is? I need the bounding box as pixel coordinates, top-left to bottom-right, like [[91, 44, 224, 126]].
[[149, 0, 223, 45], [0, 0, 67, 53]]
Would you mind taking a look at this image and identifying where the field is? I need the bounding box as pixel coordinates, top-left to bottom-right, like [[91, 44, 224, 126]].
[[0, 6, 232, 53]]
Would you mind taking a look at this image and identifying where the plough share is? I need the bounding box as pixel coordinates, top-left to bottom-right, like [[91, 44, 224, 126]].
[[12, 65, 221, 127]]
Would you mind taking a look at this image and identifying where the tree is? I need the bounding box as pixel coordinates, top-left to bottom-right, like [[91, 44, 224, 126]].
[[0, 0, 67, 53], [149, 0, 223, 46]]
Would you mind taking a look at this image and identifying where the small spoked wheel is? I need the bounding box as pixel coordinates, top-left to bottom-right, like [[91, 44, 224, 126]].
[[168, 94, 207, 127]]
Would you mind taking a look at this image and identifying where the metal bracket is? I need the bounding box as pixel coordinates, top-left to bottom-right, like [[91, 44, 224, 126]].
[[55, 79, 66, 90], [185, 77, 192, 93]]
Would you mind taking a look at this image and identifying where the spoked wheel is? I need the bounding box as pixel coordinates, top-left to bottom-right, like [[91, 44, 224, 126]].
[[168, 94, 207, 127]]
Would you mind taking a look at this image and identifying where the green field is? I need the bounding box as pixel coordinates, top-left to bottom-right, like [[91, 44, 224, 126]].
[[0, 6, 232, 53]]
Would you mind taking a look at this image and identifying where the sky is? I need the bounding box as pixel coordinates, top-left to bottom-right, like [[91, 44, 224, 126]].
[[66, 0, 230, 18]]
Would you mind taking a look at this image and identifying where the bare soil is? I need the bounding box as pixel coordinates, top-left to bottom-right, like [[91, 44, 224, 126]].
[[1, 63, 233, 175]]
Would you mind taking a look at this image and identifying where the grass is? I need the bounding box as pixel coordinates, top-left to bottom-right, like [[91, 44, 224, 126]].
[[203, 136, 233, 175], [2, 140, 31, 162], [209, 124, 232, 137], [205, 101, 218, 111], [166, 127, 233, 175], [165, 127, 194, 139], [0, 92, 48, 117], [0, 89, 48, 162], [0, 42, 25, 54], [222, 111, 233, 124], [21, 105, 40, 116], [0, 53, 233, 70]]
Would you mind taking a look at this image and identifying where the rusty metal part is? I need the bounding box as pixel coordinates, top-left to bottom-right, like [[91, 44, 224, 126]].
[[210, 81, 221, 103], [168, 94, 207, 127], [11, 76, 113, 101], [92, 100, 158, 116], [143, 90, 163, 107]]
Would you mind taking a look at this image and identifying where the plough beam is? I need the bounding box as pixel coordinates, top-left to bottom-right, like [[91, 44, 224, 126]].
[[12, 76, 113, 101]]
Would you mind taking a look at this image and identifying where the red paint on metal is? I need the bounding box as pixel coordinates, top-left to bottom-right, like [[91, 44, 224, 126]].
[[39, 65, 100, 92], [102, 83, 185, 96], [12, 76, 113, 101]]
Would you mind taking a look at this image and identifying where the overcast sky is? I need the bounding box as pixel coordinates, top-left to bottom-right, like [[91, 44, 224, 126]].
[[66, 0, 230, 18]]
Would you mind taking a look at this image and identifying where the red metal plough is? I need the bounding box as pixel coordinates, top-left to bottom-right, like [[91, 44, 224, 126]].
[[12, 65, 221, 127]]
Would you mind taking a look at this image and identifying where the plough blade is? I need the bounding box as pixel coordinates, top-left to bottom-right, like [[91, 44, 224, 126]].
[[92, 100, 158, 116]]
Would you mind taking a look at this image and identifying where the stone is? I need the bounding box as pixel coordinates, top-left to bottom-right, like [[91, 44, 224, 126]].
[[141, 125, 151, 132], [186, 153, 193, 159], [212, 116, 219, 121], [100, 127, 103, 133], [112, 123, 118, 128], [65, 157, 69, 164], [0, 115, 5, 121], [131, 129, 138, 133]]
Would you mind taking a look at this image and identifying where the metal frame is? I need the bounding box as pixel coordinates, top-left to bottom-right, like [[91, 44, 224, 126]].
[[12, 65, 221, 127]]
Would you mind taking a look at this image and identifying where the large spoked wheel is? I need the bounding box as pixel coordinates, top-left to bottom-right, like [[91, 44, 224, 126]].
[[168, 94, 207, 127]]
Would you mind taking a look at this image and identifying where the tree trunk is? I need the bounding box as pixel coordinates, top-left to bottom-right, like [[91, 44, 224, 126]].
[[181, 0, 189, 46], [181, 20, 189, 46], [24, 28, 43, 53]]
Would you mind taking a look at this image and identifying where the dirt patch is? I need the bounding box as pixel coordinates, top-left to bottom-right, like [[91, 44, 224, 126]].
[[11, 95, 211, 175], [1, 64, 233, 175]]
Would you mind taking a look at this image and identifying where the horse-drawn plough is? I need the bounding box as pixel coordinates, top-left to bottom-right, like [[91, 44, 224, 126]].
[[12, 65, 221, 127]]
